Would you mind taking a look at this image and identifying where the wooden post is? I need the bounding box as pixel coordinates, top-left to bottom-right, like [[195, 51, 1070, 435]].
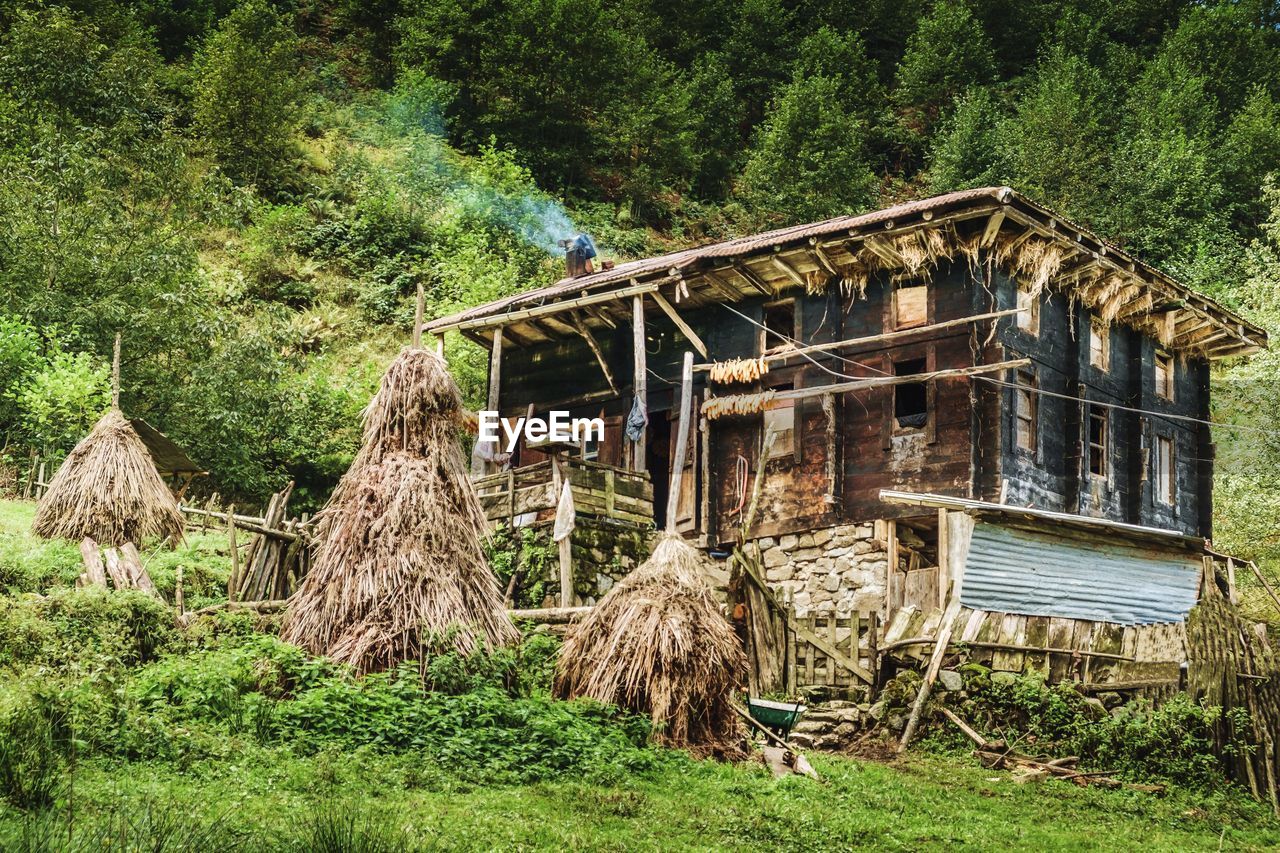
[[937, 508, 949, 609], [36, 461, 45, 499], [435, 334, 445, 356], [487, 328, 503, 412], [111, 332, 121, 409], [553, 456, 573, 608], [226, 505, 240, 602], [175, 565, 185, 615], [666, 351, 694, 533], [632, 295, 647, 472], [413, 281, 425, 349]]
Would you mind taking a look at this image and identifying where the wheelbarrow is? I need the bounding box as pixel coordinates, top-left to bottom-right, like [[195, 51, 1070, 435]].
[[745, 697, 807, 742]]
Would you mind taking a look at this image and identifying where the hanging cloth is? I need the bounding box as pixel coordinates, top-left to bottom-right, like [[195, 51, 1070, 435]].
[[625, 394, 648, 442], [552, 479, 576, 542]]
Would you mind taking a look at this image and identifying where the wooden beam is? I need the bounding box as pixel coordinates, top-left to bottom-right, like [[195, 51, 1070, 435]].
[[583, 304, 617, 329], [807, 241, 840, 277], [733, 263, 773, 296], [695, 309, 1021, 373], [980, 210, 1006, 247], [632, 295, 647, 472], [428, 278, 666, 334], [699, 270, 743, 302], [863, 236, 903, 266], [771, 253, 808, 290], [666, 352, 695, 533], [651, 291, 708, 357], [570, 312, 618, 394], [539, 315, 577, 336], [413, 283, 425, 349]]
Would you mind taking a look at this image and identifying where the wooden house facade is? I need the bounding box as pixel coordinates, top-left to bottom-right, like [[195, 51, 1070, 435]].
[[426, 187, 1265, 694]]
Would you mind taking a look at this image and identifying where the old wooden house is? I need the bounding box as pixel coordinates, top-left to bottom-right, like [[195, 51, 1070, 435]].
[[426, 186, 1268, 698]]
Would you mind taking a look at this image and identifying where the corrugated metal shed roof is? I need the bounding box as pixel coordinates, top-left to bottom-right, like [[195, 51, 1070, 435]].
[[960, 521, 1201, 624], [424, 187, 1265, 352], [879, 490, 1204, 548]]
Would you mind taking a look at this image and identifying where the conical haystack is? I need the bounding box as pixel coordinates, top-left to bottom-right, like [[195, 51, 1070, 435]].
[[555, 535, 748, 757], [282, 347, 518, 674], [32, 408, 185, 547]]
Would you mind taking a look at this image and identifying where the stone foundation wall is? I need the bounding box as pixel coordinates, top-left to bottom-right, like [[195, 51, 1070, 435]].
[[754, 523, 889, 617], [496, 518, 651, 609]]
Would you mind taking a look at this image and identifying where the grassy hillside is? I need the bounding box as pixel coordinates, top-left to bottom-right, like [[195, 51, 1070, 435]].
[[0, 499, 1277, 849]]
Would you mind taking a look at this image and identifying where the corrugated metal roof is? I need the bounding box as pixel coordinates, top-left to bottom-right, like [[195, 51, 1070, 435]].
[[424, 187, 1265, 350], [959, 521, 1201, 624], [880, 489, 1203, 548]]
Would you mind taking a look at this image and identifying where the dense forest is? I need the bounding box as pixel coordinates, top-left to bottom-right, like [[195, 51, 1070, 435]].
[[0, 0, 1278, 562]]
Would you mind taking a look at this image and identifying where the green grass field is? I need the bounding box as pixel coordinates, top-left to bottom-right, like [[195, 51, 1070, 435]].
[[0, 497, 1277, 851]]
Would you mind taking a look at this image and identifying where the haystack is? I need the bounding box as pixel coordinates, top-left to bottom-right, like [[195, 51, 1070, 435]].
[[555, 534, 748, 757], [32, 336, 184, 549], [281, 347, 518, 674]]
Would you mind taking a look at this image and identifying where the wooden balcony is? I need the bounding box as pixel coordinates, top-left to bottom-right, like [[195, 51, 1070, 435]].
[[473, 458, 654, 528]]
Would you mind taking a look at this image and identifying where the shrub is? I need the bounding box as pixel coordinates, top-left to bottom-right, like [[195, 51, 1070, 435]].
[[949, 669, 1243, 788], [0, 686, 73, 810]]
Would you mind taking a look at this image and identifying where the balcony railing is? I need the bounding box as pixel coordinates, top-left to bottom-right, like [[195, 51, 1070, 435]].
[[473, 458, 653, 528]]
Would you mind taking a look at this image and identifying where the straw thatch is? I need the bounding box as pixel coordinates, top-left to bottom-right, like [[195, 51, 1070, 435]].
[[281, 347, 517, 674], [555, 535, 748, 758], [32, 408, 184, 547]]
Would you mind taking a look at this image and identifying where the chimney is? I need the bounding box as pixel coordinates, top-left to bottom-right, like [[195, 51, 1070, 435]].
[[559, 233, 598, 278]]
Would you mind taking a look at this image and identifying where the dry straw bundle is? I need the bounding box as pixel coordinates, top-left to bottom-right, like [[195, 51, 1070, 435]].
[[555, 534, 747, 757], [32, 410, 184, 547], [282, 347, 517, 674]]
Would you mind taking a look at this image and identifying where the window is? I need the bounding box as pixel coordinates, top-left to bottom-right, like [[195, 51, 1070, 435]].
[[761, 300, 795, 353], [1155, 350, 1175, 400], [894, 358, 929, 430], [1089, 319, 1109, 370], [1087, 404, 1109, 478], [762, 383, 795, 459], [1016, 285, 1040, 334], [1015, 370, 1037, 452], [894, 283, 928, 330], [1155, 435, 1174, 504]]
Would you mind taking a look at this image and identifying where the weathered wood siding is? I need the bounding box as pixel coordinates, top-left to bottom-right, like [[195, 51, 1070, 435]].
[[991, 269, 1208, 536]]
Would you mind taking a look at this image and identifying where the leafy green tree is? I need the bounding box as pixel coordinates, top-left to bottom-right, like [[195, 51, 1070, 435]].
[[996, 46, 1114, 223], [686, 53, 746, 199], [737, 74, 877, 226], [0, 315, 40, 448], [894, 0, 996, 139], [16, 351, 111, 455], [926, 86, 1007, 191], [191, 0, 303, 189]]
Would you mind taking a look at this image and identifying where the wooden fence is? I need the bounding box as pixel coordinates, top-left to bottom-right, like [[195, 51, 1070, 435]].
[[473, 458, 653, 527]]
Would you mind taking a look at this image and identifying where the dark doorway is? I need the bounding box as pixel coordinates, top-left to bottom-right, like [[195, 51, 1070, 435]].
[[649, 414, 672, 529]]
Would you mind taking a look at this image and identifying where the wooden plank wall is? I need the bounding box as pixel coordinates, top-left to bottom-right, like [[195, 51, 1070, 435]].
[[883, 604, 1187, 692]]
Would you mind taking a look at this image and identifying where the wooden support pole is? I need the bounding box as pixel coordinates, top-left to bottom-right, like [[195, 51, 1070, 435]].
[[413, 281, 424, 349], [435, 334, 445, 356], [487, 327, 504, 412], [175, 565, 185, 615], [111, 332, 121, 408], [899, 599, 962, 752], [651, 292, 708, 357], [632, 295, 647, 472], [79, 537, 106, 587], [704, 359, 1031, 413], [553, 457, 573, 608], [1246, 561, 1280, 618], [694, 309, 1020, 373], [226, 505, 240, 602], [666, 351, 694, 533]]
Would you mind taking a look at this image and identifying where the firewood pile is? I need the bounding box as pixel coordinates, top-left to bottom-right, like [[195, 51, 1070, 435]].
[[182, 482, 313, 604]]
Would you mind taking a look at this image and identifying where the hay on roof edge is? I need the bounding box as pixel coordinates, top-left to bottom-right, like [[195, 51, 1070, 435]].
[[32, 408, 185, 547]]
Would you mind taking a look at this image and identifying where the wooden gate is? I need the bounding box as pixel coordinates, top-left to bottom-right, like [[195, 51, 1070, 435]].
[[731, 545, 877, 697]]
